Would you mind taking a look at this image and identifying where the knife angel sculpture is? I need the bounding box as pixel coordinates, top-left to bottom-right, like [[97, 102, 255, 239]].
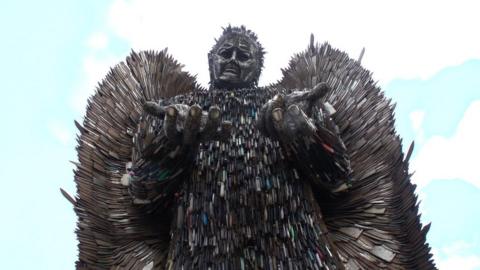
[[67, 26, 435, 269]]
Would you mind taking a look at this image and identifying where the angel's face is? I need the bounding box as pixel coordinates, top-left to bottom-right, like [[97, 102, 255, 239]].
[[210, 35, 260, 90]]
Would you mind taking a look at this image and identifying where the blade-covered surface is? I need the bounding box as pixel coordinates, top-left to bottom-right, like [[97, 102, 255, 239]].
[[73, 50, 200, 270], [276, 42, 436, 269]]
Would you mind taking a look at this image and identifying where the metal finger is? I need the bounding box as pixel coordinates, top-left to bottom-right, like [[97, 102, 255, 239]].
[[265, 94, 286, 118], [271, 107, 285, 134], [164, 106, 179, 141], [272, 94, 286, 108], [264, 95, 286, 137], [183, 104, 202, 145], [285, 82, 329, 107], [308, 82, 330, 101], [143, 101, 165, 117], [200, 106, 221, 142]]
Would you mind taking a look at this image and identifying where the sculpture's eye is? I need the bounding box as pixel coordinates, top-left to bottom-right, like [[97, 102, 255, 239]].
[[237, 51, 250, 62], [220, 49, 232, 59]]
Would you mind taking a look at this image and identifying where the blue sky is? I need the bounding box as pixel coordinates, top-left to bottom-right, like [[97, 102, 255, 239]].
[[1, 0, 479, 269], [385, 61, 480, 268]]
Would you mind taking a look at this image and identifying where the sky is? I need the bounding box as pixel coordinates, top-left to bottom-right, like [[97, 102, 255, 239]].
[[0, 0, 479, 269]]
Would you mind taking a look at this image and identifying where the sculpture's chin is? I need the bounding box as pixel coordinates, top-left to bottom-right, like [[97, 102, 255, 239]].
[[219, 72, 240, 82], [213, 78, 253, 90]]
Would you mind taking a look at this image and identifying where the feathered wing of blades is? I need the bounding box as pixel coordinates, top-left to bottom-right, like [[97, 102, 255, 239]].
[[274, 41, 436, 270], [71, 50, 201, 270]]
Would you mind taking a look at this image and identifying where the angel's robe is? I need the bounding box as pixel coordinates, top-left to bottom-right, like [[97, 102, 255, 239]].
[[130, 87, 351, 269]]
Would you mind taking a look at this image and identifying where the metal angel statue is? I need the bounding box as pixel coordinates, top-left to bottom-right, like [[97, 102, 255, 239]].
[[65, 26, 436, 269]]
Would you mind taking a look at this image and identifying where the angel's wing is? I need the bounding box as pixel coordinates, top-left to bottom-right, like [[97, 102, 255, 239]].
[[275, 40, 436, 269], [70, 50, 202, 269]]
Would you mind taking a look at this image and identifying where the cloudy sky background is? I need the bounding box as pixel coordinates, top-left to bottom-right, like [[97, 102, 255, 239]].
[[1, 0, 479, 269]]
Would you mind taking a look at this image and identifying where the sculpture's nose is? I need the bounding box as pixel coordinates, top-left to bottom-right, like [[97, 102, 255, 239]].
[[228, 50, 238, 63]]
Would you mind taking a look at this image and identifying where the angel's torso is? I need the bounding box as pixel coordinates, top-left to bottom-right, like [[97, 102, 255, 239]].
[[167, 88, 340, 270]]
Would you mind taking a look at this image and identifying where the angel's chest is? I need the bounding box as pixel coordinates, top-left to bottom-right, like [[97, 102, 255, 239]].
[[180, 89, 305, 223], [192, 126, 294, 203], [190, 88, 297, 204], [194, 128, 292, 209]]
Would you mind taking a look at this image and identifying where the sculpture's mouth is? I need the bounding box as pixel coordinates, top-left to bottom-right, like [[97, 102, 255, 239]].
[[223, 63, 240, 77]]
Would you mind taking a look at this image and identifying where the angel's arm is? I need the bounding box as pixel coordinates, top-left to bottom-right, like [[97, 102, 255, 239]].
[[258, 83, 352, 193], [290, 101, 352, 193], [128, 96, 231, 204]]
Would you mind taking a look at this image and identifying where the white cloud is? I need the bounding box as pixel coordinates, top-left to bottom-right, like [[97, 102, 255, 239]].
[[411, 100, 480, 189], [433, 241, 480, 270], [410, 111, 425, 132], [436, 255, 480, 270], [104, 0, 480, 87], [442, 240, 474, 256], [87, 32, 109, 50], [48, 122, 71, 145]]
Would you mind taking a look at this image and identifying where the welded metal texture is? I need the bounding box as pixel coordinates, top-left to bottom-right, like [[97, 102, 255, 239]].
[[69, 34, 435, 269], [135, 87, 348, 269]]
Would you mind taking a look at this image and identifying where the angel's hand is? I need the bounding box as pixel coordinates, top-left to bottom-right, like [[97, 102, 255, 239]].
[[143, 102, 232, 146], [257, 82, 330, 144]]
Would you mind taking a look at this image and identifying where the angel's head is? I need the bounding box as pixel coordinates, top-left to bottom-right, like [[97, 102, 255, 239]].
[[208, 25, 264, 90]]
